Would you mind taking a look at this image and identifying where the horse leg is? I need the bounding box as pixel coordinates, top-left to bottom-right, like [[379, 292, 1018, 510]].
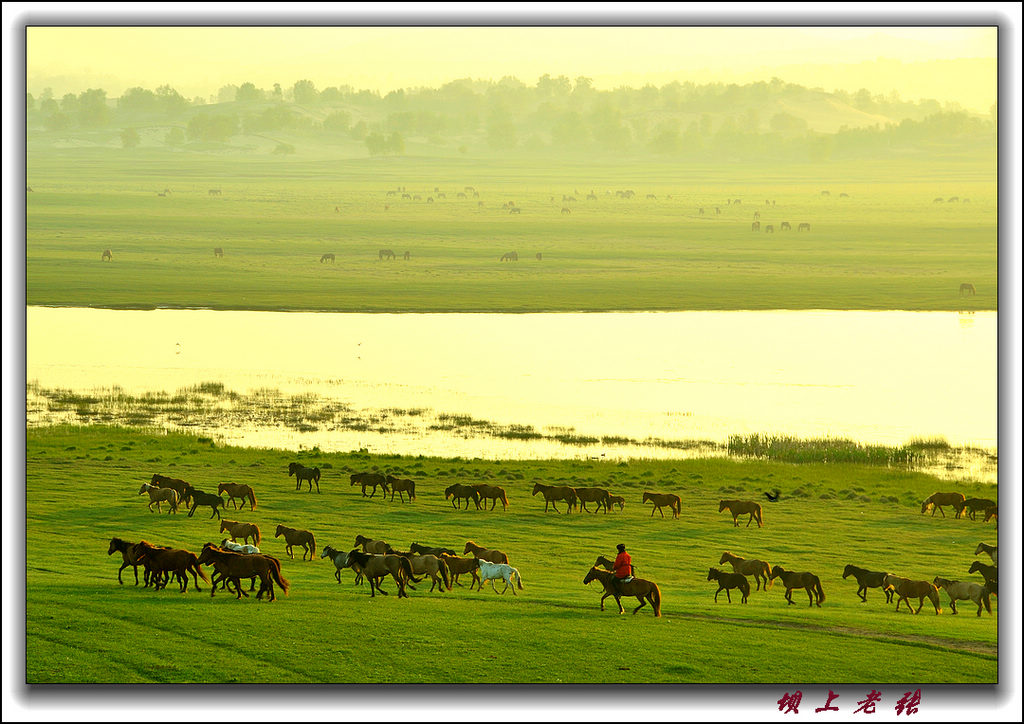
[[949, 599, 957, 614], [858, 586, 867, 602], [733, 514, 739, 527], [806, 588, 814, 607], [632, 597, 647, 615]]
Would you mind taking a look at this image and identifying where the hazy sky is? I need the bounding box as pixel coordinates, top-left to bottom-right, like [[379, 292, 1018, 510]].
[[19, 9, 1005, 111]]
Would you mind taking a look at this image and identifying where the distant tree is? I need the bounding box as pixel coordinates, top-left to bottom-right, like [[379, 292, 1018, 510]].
[[350, 120, 368, 140], [273, 83, 282, 99], [165, 127, 186, 146], [60, 93, 79, 114], [217, 85, 238, 104], [40, 98, 58, 116], [323, 110, 351, 133], [120, 128, 140, 148], [293, 79, 318, 105], [43, 111, 71, 131], [236, 82, 263, 102], [769, 112, 808, 135], [40, 87, 54, 102], [118, 87, 158, 113], [319, 86, 343, 103], [187, 113, 239, 142], [648, 122, 681, 154], [77, 89, 111, 127]]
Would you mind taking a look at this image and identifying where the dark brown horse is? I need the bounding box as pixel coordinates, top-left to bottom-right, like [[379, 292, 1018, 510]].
[[472, 483, 509, 510], [214, 247, 224, 257], [583, 567, 662, 616], [289, 463, 321, 493], [219, 519, 261, 545], [351, 472, 387, 498], [134, 541, 208, 593], [218, 482, 257, 511], [532, 482, 577, 513], [463, 540, 509, 565], [339, 549, 419, 598], [409, 542, 457, 557], [575, 487, 611, 513], [107, 537, 162, 586], [644, 491, 681, 519], [275, 524, 316, 561], [185, 485, 225, 519], [707, 567, 750, 603], [954, 497, 996, 521], [385, 475, 416, 502], [444, 483, 481, 510], [440, 554, 483, 589], [770, 566, 825, 607], [920, 491, 965, 517], [198, 544, 288, 601], [842, 564, 894, 603], [968, 561, 997, 595]]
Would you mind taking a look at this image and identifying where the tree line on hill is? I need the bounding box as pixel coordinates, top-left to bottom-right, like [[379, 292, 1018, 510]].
[[27, 75, 995, 161]]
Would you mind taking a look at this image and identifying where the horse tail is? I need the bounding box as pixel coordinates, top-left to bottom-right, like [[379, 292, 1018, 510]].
[[193, 555, 210, 583], [983, 589, 992, 613], [248, 488, 257, 510], [764, 563, 774, 589], [410, 480, 416, 500], [268, 558, 289, 595], [314, 467, 321, 482], [756, 505, 764, 527], [814, 576, 825, 603], [651, 583, 662, 617], [309, 533, 317, 559], [253, 524, 261, 545], [516, 568, 524, 590], [438, 557, 451, 590], [400, 556, 422, 583]]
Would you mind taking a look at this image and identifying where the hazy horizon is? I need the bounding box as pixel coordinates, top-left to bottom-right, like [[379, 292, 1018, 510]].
[[25, 25, 999, 113]]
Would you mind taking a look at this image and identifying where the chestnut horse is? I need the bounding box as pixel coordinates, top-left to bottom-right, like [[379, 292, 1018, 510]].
[[440, 554, 482, 589], [719, 551, 772, 591], [463, 540, 509, 565], [532, 482, 577, 513], [198, 544, 288, 601], [385, 475, 416, 503], [337, 549, 419, 598], [445, 483, 481, 510], [351, 472, 387, 498], [575, 487, 611, 513], [583, 567, 662, 616], [884, 575, 941, 614], [218, 482, 257, 511], [472, 483, 509, 511], [719, 499, 763, 528], [219, 519, 261, 545], [354, 534, 395, 555], [920, 491, 965, 518], [107, 537, 162, 586], [275, 524, 316, 561], [134, 541, 208, 593], [642, 492, 681, 519]]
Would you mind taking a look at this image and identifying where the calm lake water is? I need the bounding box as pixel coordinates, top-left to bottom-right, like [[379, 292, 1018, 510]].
[[26, 307, 997, 478]]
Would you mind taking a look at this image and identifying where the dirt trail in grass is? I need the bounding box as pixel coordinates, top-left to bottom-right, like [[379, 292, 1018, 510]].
[[674, 611, 997, 657]]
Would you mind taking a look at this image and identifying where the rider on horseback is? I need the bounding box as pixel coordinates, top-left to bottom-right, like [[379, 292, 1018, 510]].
[[612, 543, 633, 596]]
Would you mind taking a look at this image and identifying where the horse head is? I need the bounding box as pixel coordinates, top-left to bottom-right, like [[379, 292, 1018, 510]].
[[719, 552, 731, 566], [583, 567, 602, 585], [707, 568, 719, 581], [275, 525, 285, 538]]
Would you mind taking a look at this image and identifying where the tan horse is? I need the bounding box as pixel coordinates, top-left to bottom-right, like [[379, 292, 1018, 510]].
[[472, 483, 509, 510], [583, 567, 662, 616], [719, 551, 772, 591], [770, 566, 825, 607], [275, 524, 316, 561], [643, 492, 681, 519], [217, 482, 257, 511], [954, 497, 996, 521], [440, 554, 482, 589], [138, 483, 179, 514], [575, 487, 611, 513], [198, 544, 289, 601], [219, 519, 261, 545], [884, 575, 941, 614], [532, 482, 577, 513], [920, 491, 965, 517], [707, 567, 750, 603], [463, 540, 509, 565], [974, 543, 997, 565], [394, 552, 452, 592], [933, 577, 991, 616], [719, 499, 763, 528], [354, 534, 395, 555]]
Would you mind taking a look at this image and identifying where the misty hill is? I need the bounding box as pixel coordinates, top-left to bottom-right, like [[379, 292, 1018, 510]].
[[26, 76, 995, 163]]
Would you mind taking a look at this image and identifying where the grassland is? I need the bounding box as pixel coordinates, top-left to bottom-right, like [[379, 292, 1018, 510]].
[[24, 425, 998, 684], [25, 150, 997, 312]]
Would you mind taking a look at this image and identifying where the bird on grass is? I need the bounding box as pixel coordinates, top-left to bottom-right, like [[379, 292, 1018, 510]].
[[764, 489, 781, 502]]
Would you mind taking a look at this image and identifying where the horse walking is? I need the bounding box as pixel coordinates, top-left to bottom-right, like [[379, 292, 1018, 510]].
[[151, 474, 192, 507], [101, 249, 113, 261], [842, 564, 894, 603], [476, 560, 524, 595], [138, 483, 179, 514], [472, 483, 509, 510], [444, 483, 481, 510], [463, 540, 509, 565], [719, 499, 763, 528], [532, 482, 577, 513], [289, 462, 321, 493], [770, 566, 825, 607], [643, 491, 681, 519], [275, 524, 316, 561], [575, 487, 611, 513], [933, 577, 991, 616], [219, 519, 261, 545], [955, 497, 996, 521], [217, 482, 257, 511], [582, 567, 662, 616], [184, 485, 225, 519], [884, 575, 941, 614], [385, 475, 416, 503], [707, 567, 750, 603], [719, 551, 772, 591], [351, 472, 387, 498]]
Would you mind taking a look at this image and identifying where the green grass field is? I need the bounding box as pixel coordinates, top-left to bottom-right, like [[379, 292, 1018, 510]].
[[26, 150, 996, 312], [25, 425, 998, 684]]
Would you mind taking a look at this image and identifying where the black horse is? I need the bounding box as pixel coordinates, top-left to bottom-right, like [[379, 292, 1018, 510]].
[[185, 486, 225, 519], [289, 462, 321, 493]]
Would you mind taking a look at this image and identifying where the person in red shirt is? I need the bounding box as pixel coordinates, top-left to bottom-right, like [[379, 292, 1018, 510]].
[[612, 543, 633, 596]]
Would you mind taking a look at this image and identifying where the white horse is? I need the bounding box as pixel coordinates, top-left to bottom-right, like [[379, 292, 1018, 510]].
[[476, 560, 524, 595], [220, 538, 260, 554], [933, 577, 992, 616]]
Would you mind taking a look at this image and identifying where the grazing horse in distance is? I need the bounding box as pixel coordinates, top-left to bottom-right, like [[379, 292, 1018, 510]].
[[764, 225, 774, 233], [350, 472, 387, 498], [719, 551, 772, 591], [378, 248, 396, 260], [138, 483, 179, 514], [151, 474, 191, 507], [968, 561, 998, 595], [500, 251, 519, 262], [275, 524, 316, 561], [933, 577, 991, 616], [289, 462, 321, 493], [101, 249, 113, 261], [320, 253, 335, 263], [884, 575, 941, 614], [583, 567, 662, 616], [751, 221, 760, 232], [218, 482, 257, 511], [958, 283, 976, 296], [445, 483, 481, 510], [463, 540, 509, 565], [536, 252, 542, 261], [208, 189, 222, 196], [842, 564, 894, 603], [561, 207, 571, 214], [213, 247, 224, 257], [532, 482, 577, 513], [472, 483, 509, 511], [920, 491, 965, 518], [403, 251, 410, 260], [975, 543, 997, 565], [643, 491, 681, 519], [797, 223, 811, 232], [476, 560, 524, 595], [955, 497, 996, 521], [219, 519, 261, 545], [707, 567, 750, 603], [719, 499, 763, 528], [780, 222, 791, 231], [574, 487, 611, 513], [185, 486, 225, 519], [385, 475, 416, 503], [770, 566, 825, 607]]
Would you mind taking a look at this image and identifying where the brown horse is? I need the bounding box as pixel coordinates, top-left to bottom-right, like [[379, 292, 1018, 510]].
[[393, 552, 452, 592], [968, 561, 998, 595], [959, 283, 976, 296], [351, 472, 387, 498], [445, 483, 481, 510], [463, 540, 509, 565], [719, 499, 763, 528], [409, 542, 457, 557], [107, 537, 161, 586], [643, 491, 681, 519], [842, 564, 894, 603], [354, 534, 395, 555], [134, 541, 208, 593], [379, 249, 396, 260], [138, 483, 179, 514], [339, 549, 419, 598], [385, 475, 416, 502], [219, 519, 261, 545], [719, 551, 772, 591], [884, 575, 941, 614], [150, 473, 192, 506], [101, 249, 113, 261], [217, 482, 257, 511], [214, 247, 224, 257], [583, 567, 662, 616], [275, 524, 316, 560], [472, 483, 509, 510], [320, 253, 335, 263], [198, 544, 288, 601], [707, 567, 750, 603], [440, 554, 483, 589], [289, 463, 321, 493], [920, 491, 965, 517], [770, 566, 825, 607], [575, 487, 611, 513], [532, 482, 577, 513], [933, 577, 991, 616], [954, 497, 996, 521]]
